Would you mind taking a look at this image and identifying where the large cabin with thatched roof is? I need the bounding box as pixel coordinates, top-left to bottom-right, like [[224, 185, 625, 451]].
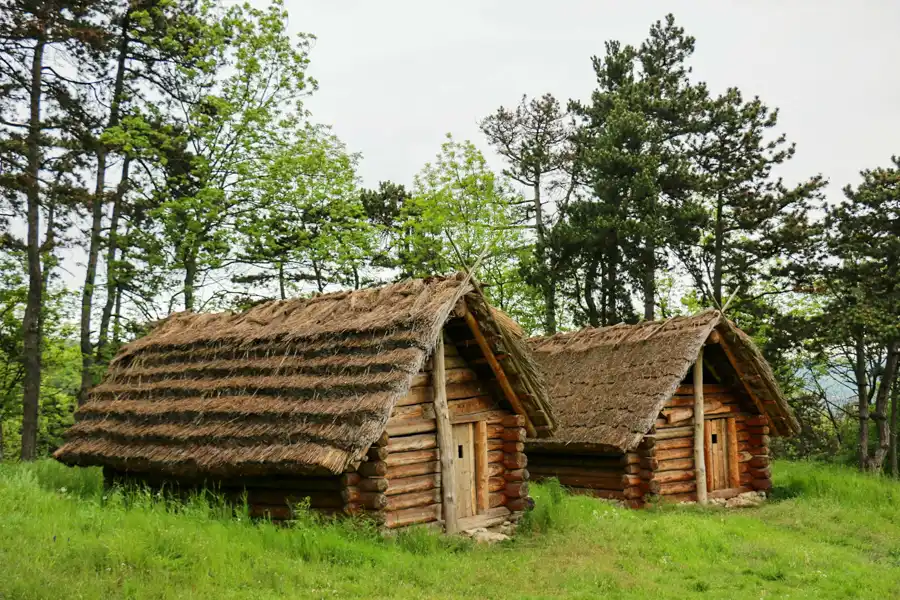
[[54, 274, 555, 531], [526, 310, 798, 507]]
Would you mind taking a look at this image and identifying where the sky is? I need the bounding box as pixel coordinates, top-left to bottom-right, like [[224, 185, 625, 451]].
[[292, 0, 900, 199]]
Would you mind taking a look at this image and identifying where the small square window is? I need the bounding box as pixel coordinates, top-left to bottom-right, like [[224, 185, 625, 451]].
[[711, 433, 718, 444], [458, 445, 463, 459]]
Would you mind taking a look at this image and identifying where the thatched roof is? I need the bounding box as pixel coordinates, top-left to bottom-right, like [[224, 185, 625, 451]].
[[527, 310, 799, 452], [54, 274, 554, 477]]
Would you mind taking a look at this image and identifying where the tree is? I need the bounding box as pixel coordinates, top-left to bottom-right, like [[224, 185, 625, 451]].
[[818, 158, 900, 472], [234, 124, 372, 297], [0, 0, 105, 459], [480, 93, 570, 333], [400, 135, 538, 328], [679, 87, 826, 309], [564, 15, 706, 324], [138, 0, 315, 311]]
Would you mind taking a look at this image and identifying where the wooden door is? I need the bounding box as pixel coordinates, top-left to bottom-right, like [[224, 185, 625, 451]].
[[704, 419, 730, 491], [451, 423, 476, 519]]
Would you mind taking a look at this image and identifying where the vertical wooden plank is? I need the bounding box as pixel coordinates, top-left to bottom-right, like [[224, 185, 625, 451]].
[[726, 417, 740, 488], [434, 334, 458, 533], [704, 419, 713, 493], [452, 424, 475, 519], [694, 348, 708, 505], [474, 420, 488, 513]]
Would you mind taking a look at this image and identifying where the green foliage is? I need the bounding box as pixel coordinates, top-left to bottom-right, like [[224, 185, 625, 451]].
[[1, 461, 899, 598]]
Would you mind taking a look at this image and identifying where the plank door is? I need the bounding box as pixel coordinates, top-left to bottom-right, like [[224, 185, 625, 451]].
[[451, 423, 476, 519], [704, 418, 731, 491]]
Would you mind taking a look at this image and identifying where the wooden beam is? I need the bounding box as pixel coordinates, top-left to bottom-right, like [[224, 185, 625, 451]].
[[433, 334, 458, 534], [726, 417, 741, 488], [461, 307, 537, 437], [694, 347, 709, 505], [716, 334, 774, 431], [474, 420, 488, 512]]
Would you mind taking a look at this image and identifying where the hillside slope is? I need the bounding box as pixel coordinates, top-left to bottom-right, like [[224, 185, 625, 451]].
[[0, 460, 898, 599]]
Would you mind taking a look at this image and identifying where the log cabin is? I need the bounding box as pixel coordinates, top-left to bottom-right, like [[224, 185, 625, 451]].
[[54, 274, 555, 531], [526, 310, 799, 506]]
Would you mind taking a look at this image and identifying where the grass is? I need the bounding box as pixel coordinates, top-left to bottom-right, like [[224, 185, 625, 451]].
[[1, 460, 898, 599]]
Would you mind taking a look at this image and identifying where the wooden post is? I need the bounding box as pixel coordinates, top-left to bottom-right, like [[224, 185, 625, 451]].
[[434, 334, 458, 533], [694, 347, 708, 505], [461, 307, 537, 437], [474, 420, 488, 512]]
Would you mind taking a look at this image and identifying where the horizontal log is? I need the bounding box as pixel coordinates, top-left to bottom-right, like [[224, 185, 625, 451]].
[[503, 452, 528, 470], [391, 403, 435, 421], [357, 477, 388, 493], [739, 451, 753, 463], [489, 476, 506, 493], [394, 381, 491, 407], [657, 480, 697, 495], [749, 467, 771, 480], [623, 453, 640, 465], [624, 464, 640, 475], [386, 461, 439, 480], [747, 435, 770, 447], [367, 447, 389, 462], [505, 481, 528, 498], [654, 437, 693, 451], [488, 439, 505, 452], [745, 445, 770, 456], [737, 431, 750, 442], [357, 461, 387, 477], [386, 418, 436, 437], [249, 504, 294, 520], [457, 507, 512, 530], [527, 464, 622, 479], [506, 498, 528, 512], [653, 426, 693, 440], [746, 426, 770, 436], [449, 395, 497, 417], [503, 468, 528, 482], [385, 473, 440, 496], [384, 504, 441, 528], [657, 457, 694, 472], [372, 431, 389, 448], [410, 368, 478, 388], [528, 455, 627, 470], [744, 415, 769, 427], [622, 486, 643, 500], [423, 355, 466, 370], [488, 462, 504, 477], [451, 409, 508, 425], [489, 492, 507, 508], [387, 433, 436, 453], [501, 441, 524, 453], [487, 423, 505, 438], [241, 489, 340, 507], [358, 492, 388, 510], [385, 489, 441, 512], [488, 450, 504, 464], [546, 474, 625, 491], [502, 414, 526, 428], [655, 447, 693, 462], [386, 449, 439, 467], [652, 469, 694, 484], [659, 492, 696, 504], [622, 474, 641, 487], [501, 428, 526, 442], [340, 472, 361, 487], [752, 478, 772, 491], [749, 455, 770, 468]]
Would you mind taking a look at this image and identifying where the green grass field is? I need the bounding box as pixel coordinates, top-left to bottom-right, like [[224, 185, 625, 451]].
[[0, 460, 898, 599]]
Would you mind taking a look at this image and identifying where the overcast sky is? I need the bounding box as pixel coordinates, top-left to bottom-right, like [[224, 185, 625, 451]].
[[293, 0, 900, 199]]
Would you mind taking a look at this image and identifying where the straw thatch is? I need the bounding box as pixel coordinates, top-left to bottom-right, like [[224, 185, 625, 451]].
[[528, 310, 799, 452], [54, 274, 554, 477]]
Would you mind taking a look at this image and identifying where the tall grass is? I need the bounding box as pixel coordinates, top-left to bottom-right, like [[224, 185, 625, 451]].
[[0, 459, 898, 599]]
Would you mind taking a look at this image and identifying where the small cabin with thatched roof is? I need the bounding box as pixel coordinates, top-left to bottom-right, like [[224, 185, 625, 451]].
[[526, 310, 798, 507], [54, 274, 555, 531]]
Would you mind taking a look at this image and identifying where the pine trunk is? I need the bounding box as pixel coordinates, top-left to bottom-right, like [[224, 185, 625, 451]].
[[79, 15, 130, 404], [871, 342, 899, 472], [856, 337, 870, 471], [96, 156, 131, 362], [184, 256, 197, 312], [713, 192, 724, 307], [20, 38, 46, 461], [643, 241, 655, 321], [584, 257, 600, 327], [890, 378, 899, 478]]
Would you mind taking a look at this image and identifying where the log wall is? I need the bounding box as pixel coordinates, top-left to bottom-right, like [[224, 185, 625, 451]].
[[652, 383, 771, 503], [380, 335, 528, 529]]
